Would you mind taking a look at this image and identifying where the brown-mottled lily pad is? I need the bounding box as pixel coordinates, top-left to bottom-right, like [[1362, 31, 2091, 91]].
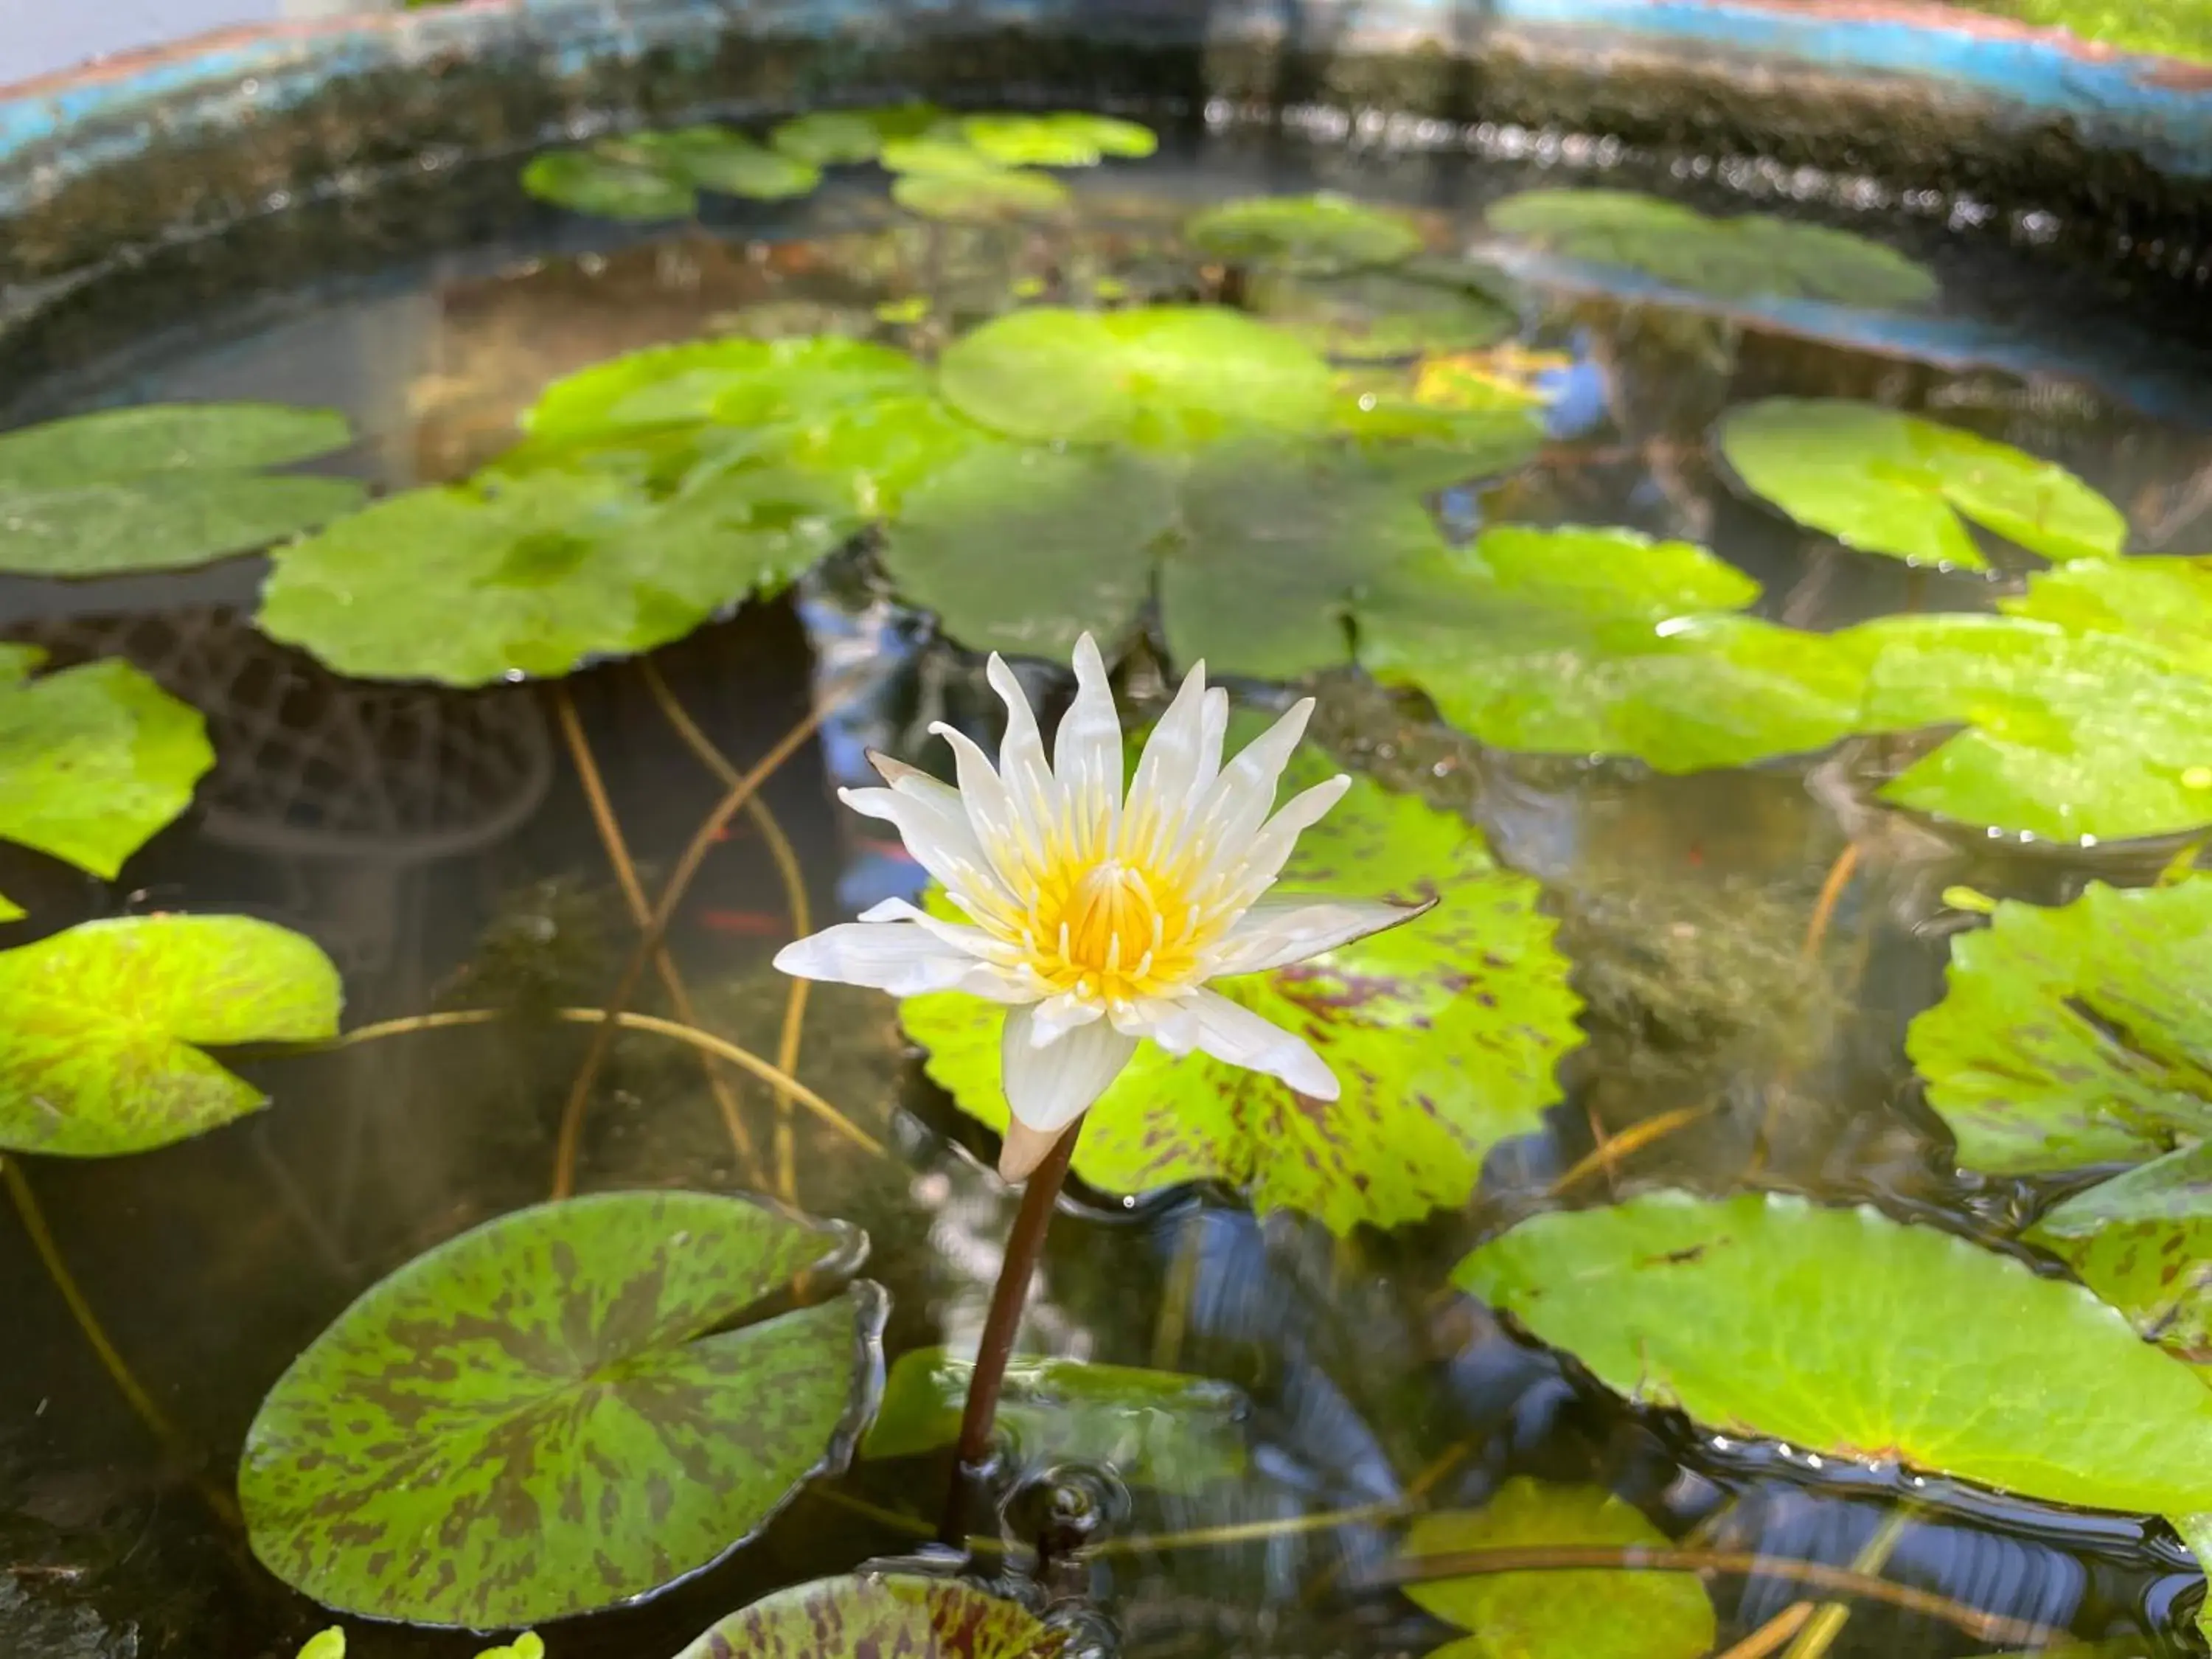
[[676, 1573, 1064, 1658], [2031, 1144, 2212, 1369], [903, 740, 1583, 1234], [239, 1192, 886, 1629]]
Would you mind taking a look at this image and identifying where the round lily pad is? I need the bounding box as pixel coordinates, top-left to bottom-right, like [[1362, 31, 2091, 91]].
[[864, 1348, 1249, 1495], [613, 128, 820, 200], [1400, 1478, 1716, 1659], [936, 305, 1335, 447], [1186, 193, 1425, 275], [0, 914, 341, 1157], [240, 1191, 886, 1629], [1486, 188, 1937, 310], [1359, 526, 1871, 773], [2030, 1143, 2212, 1368], [521, 149, 697, 220], [1248, 269, 1517, 361], [904, 742, 1583, 1234], [256, 467, 851, 686], [0, 648, 212, 885], [892, 169, 1072, 223], [676, 1575, 1064, 1659], [2003, 553, 2212, 678], [769, 111, 888, 165], [1719, 398, 2126, 570], [1455, 1190, 2212, 1514], [956, 112, 1158, 166], [1907, 877, 2212, 1174], [0, 402, 366, 577]]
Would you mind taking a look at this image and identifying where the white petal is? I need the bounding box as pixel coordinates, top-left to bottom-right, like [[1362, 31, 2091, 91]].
[[1125, 988, 1338, 1099], [987, 653, 1057, 864], [1001, 1002, 1138, 1133], [839, 781, 1018, 919], [930, 720, 1032, 890], [1028, 990, 1106, 1045], [1189, 686, 1231, 804], [1211, 774, 1354, 916], [1051, 633, 1123, 861], [1120, 658, 1214, 866], [855, 897, 1029, 970], [774, 923, 1032, 1001], [1205, 894, 1433, 977], [1183, 697, 1314, 876]]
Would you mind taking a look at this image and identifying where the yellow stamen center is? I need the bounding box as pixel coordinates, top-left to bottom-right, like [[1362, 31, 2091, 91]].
[[1024, 855, 1198, 1001]]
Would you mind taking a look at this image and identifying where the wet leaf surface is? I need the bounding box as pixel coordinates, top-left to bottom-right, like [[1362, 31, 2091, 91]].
[[521, 149, 698, 220], [675, 1574, 1064, 1658], [2031, 1144, 2212, 1366], [1186, 193, 1425, 274], [1250, 269, 1518, 361], [864, 1348, 1250, 1493], [0, 647, 212, 886], [240, 1192, 886, 1628], [1400, 1478, 1716, 1659], [0, 914, 341, 1156], [905, 744, 1582, 1234], [1456, 1190, 2212, 1513], [0, 403, 365, 576], [1720, 398, 2126, 569], [1907, 877, 2212, 1172], [1487, 189, 1937, 308]]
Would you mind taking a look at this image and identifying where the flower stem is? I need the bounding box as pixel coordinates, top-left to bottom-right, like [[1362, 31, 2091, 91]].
[[937, 1116, 1082, 1548]]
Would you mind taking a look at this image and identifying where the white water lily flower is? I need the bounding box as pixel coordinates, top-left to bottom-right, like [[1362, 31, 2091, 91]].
[[774, 635, 1430, 1180]]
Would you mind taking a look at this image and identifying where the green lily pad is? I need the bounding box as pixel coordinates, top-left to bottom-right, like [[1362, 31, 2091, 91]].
[[863, 1348, 1249, 1494], [257, 467, 849, 686], [612, 128, 820, 200], [0, 893, 21, 924], [1249, 270, 1518, 361], [0, 648, 212, 884], [0, 914, 341, 1157], [1719, 398, 2126, 570], [769, 111, 886, 165], [1399, 1478, 1716, 1659], [2002, 552, 2212, 677], [676, 1576, 1063, 1659], [240, 1191, 886, 1629], [521, 148, 697, 220], [1455, 1190, 2212, 1514], [1906, 877, 2212, 1173], [1359, 526, 1870, 773], [892, 169, 1072, 223], [1186, 193, 1425, 275], [936, 305, 1336, 448], [0, 402, 365, 577], [2028, 1145, 2212, 1366], [956, 112, 1158, 166], [1486, 189, 1938, 309], [903, 743, 1582, 1234]]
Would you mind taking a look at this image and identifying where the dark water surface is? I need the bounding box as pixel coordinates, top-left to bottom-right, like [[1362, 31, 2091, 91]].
[[3, 123, 2208, 1659]]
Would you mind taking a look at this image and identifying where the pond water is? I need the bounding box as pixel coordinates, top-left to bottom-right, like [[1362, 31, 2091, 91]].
[[4, 105, 2212, 1659]]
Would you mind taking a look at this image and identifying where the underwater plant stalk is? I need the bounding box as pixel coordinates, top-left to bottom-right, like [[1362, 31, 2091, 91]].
[[937, 1116, 1082, 1548]]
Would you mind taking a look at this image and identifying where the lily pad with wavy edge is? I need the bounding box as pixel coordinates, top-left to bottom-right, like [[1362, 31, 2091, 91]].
[[1906, 877, 2212, 1173], [1358, 526, 1871, 773], [611, 128, 820, 200], [240, 1192, 886, 1629], [864, 1348, 1249, 1495], [0, 402, 365, 577], [675, 1575, 1064, 1659], [0, 914, 341, 1156], [1186, 193, 1425, 275], [1719, 398, 2126, 570], [893, 169, 1072, 224], [1250, 269, 1518, 362], [521, 149, 697, 220], [1455, 1190, 2212, 1513], [257, 467, 850, 686], [902, 742, 1582, 1234], [1400, 1478, 1715, 1659], [936, 306, 1337, 447], [2028, 1144, 2212, 1366], [1486, 189, 1937, 310], [0, 647, 212, 887]]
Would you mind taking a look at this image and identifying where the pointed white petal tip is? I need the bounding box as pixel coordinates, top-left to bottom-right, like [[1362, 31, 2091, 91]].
[[998, 1119, 1066, 1182], [866, 748, 925, 786]]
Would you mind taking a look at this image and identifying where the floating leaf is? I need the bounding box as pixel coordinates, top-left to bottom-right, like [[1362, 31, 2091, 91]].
[[957, 112, 1157, 166], [0, 914, 341, 1157], [1186, 193, 1424, 275], [1906, 877, 2212, 1173], [257, 467, 849, 686], [613, 128, 820, 200], [865, 1348, 1248, 1494], [2028, 1146, 2212, 1366], [1719, 398, 2126, 570], [1250, 270, 1517, 361], [676, 1576, 1063, 1659], [0, 403, 364, 577], [936, 306, 1335, 447], [893, 169, 1072, 223], [2003, 552, 2212, 678], [240, 1191, 885, 1628], [521, 149, 696, 220], [769, 110, 887, 165], [0, 648, 212, 884], [905, 742, 1582, 1234], [1455, 1190, 2212, 1514], [1486, 189, 1937, 309], [1360, 526, 1868, 773], [1400, 1478, 1715, 1659]]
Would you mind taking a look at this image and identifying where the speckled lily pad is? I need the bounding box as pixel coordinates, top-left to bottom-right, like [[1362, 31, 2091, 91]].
[[675, 1576, 1064, 1659]]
